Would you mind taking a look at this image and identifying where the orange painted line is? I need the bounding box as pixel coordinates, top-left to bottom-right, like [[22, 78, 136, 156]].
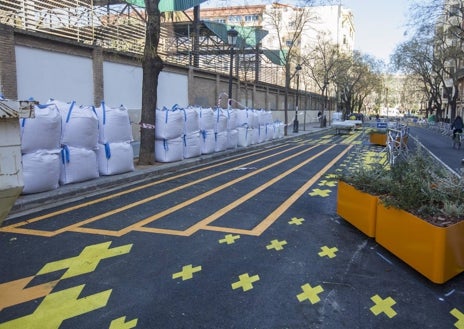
[[131, 226, 190, 236], [0, 276, 59, 311], [250, 144, 353, 235], [66, 227, 123, 237], [0, 144, 288, 231], [186, 145, 337, 236], [121, 144, 321, 235], [200, 225, 259, 236], [0, 227, 55, 237]]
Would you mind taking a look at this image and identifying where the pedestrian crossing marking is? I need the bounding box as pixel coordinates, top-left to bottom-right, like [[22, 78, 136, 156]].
[[297, 283, 324, 304], [370, 294, 397, 318], [266, 239, 287, 251], [172, 264, 202, 281], [231, 273, 260, 292], [37, 242, 132, 279], [318, 246, 338, 258]]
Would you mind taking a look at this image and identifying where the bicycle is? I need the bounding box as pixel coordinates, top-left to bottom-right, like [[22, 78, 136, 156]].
[[452, 131, 462, 149]]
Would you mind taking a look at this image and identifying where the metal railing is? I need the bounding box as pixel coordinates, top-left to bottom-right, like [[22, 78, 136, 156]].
[[0, 0, 284, 86]]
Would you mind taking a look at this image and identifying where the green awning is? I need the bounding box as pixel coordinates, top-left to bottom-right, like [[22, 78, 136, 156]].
[[124, 0, 207, 12], [203, 21, 268, 49], [262, 49, 287, 66]]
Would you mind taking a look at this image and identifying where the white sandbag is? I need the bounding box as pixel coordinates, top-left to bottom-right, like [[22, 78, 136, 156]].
[[20, 103, 61, 154], [60, 146, 99, 185], [22, 151, 60, 194], [226, 109, 238, 130], [237, 126, 251, 147], [227, 129, 238, 149], [97, 142, 134, 176], [214, 131, 228, 152], [196, 107, 215, 131], [251, 128, 259, 145], [213, 108, 228, 133], [52, 100, 99, 150], [155, 107, 184, 139], [274, 121, 285, 139], [258, 110, 273, 125], [200, 129, 216, 154], [183, 132, 202, 159], [182, 107, 200, 134], [266, 123, 274, 141], [95, 101, 133, 144], [258, 125, 267, 143], [236, 109, 258, 128], [155, 137, 184, 162]]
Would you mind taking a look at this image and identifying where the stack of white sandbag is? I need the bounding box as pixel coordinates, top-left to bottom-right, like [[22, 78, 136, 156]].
[[196, 107, 216, 154], [20, 103, 62, 194], [236, 109, 256, 147], [181, 107, 201, 159], [51, 99, 100, 185], [155, 106, 184, 162], [213, 108, 229, 152], [257, 110, 274, 143], [95, 101, 134, 175], [226, 108, 238, 150]]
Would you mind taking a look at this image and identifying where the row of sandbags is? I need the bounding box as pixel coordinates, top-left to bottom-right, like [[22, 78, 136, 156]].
[[154, 105, 284, 163], [20, 100, 134, 194]]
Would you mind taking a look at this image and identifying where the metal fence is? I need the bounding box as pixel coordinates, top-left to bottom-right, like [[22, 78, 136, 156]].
[[0, 0, 284, 86]]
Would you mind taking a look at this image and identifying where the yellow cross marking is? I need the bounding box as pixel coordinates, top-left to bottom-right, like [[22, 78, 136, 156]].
[[288, 217, 305, 225], [325, 174, 338, 179], [37, 242, 132, 279], [297, 283, 324, 304], [451, 308, 464, 328], [231, 273, 260, 292], [219, 234, 240, 244], [370, 294, 397, 318], [110, 316, 138, 329], [308, 188, 331, 197], [318, 180, 337, 187], [318, 246, 338, 258], [0, 285, 111, 329], [172, 264, 202, 281], [266, 239, 287, 251]]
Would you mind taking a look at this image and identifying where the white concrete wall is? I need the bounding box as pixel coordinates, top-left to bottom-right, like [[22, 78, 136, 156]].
[[15, 45, 94, 105]]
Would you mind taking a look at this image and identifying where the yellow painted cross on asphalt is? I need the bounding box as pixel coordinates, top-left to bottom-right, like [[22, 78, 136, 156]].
[[172, 264, 202, 281], [308, 188, 331, 197], [266, 239, 287, 251], [288, 217, 305, 225], [296, 283, 324, 304], [219, 234, 240, 244], [370, 294, 397, 318], [231, 273, 260, 292], [318, 246, 338, 258]]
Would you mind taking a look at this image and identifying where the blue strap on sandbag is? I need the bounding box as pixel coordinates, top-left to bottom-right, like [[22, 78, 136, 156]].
[[61, 145, 70, 164], [101, 101, 106, 125], [65, 101, 76, 123], [104, 143, 111, 159]]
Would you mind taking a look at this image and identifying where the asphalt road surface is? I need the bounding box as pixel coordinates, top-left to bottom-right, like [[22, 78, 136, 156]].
[[0, 128, 463, 329]]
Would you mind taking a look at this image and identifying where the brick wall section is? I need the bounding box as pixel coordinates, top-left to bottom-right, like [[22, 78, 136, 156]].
[[0, 25, 17, 99]]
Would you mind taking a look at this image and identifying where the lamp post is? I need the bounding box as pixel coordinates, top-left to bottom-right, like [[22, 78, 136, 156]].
[[227, 26, 238, 109], [293, 64, 302, 133]]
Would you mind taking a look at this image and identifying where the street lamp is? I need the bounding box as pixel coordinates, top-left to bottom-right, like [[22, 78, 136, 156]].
[[293, 64, 302, 133], [227, 26, 238, 108]]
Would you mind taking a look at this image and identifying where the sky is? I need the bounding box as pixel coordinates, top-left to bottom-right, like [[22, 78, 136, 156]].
[[341, 0, 412, 63]]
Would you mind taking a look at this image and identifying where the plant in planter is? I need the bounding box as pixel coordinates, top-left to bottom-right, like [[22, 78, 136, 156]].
[[336, 147, 390, 237], [337, 143, 464, 283]]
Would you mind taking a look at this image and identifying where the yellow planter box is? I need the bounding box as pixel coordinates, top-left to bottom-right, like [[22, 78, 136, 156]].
[[336, 181, 378, 237], [376, 202, 464, 284], [369, 132, 387, 146]]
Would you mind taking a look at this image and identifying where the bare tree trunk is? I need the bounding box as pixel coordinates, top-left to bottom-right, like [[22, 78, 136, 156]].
[[138, 0, 164, 165]]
